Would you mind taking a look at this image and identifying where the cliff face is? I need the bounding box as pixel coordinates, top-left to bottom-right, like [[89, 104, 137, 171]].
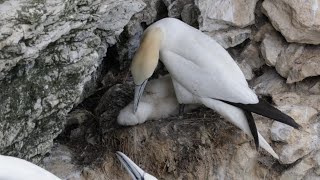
[[0, 0, 145, 161], [1, 0, 320, 179]]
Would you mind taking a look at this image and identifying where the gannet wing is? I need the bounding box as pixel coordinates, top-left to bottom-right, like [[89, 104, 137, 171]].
[[0, 155, 61, 180], [160, 50, 258, 104]]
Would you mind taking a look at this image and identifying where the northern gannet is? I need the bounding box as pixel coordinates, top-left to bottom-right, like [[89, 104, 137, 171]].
[[129, 18, 301, 158], [116, 151, 157, 180], [0, 155, 61, 180]]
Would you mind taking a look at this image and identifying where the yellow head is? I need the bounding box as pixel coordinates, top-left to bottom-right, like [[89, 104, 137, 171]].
[[130, 27, 163, 113], [131, 27, 163, 85]]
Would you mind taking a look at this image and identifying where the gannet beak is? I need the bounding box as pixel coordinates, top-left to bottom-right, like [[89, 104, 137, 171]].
[[116, 151, 145, 180], [133, 80, 148, 113]]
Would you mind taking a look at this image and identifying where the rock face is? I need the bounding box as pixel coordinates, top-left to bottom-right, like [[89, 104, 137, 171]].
[[276, 44, 320, 83], [259, 29, 320, 83], [262, 0, 320, 44], [252, 69, 320, 166], [195, 0, 258, 48], [0, 0, 144, 162], [1, 0, 320, 179]]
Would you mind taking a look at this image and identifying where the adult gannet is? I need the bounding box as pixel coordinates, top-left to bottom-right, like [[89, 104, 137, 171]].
[[0, 155, 61, 180], [116, 151, 157, 180], [130, 18, 300, 158]]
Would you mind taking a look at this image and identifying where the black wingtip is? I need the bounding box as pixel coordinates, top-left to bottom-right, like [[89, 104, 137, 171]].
[[222, 98, 302, 130], [243, 110, 259, 150]]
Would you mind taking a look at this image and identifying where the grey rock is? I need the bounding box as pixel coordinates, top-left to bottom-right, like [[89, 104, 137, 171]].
[[276, 44, 320, 83], [0, 0, 144, 162], [280, 151, 320, 180], [260, 33, 286, 67], [167, 0, 193, 18], [262, 0, 320, 44], [236, 42, 265, 80], [196, 0, 258, 31], [195, 0, 258, 48], [252, 69, 320, 165], [180, 3, 199, 26], [252, 69, 289, 96], [206, 28, 252, 48]]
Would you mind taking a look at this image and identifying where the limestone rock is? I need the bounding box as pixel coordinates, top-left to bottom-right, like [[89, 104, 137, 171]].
[[240, 43, 265, 70], [195, 0, 258, 48], [277, 120, 320, 165], [280, 151, 320, 180], [196, 0, 258, 31], [206, 28, 252, 49], [276, 44, 320, 83], [166, 0, 193, 18], [235, 42, 265, 80], [271, 105, 317, 143], [180, 4, 199, 27], [252, 69, 289, 96], [0, 0, 144, 162], [252, 69, 320, 165], [238, 60, 254, 80], [262, 0, 320, 44], [253, 23, 278, 42], [260, 33, 286, 66]]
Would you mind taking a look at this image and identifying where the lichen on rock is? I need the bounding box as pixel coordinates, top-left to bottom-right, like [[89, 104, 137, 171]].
[[0, 0, 145, 162]]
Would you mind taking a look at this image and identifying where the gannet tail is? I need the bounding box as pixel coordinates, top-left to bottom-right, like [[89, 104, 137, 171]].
[[243, 110, 259, 150], [222, 98, 301, 129], [201, 98, 279, 159]]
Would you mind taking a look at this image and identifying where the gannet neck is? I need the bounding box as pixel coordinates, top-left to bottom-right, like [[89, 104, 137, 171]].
[[131, 27, 163, 85]]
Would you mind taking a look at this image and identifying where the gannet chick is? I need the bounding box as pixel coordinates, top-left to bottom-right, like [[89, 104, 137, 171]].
[[130, 17, 301, 158], [116, 151, 157, 180], [117, 75, 196, 126], [0, 155, 61, 180]]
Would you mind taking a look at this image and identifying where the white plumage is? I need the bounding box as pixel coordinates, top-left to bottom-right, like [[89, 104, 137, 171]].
[[0, 155, 61, 180]]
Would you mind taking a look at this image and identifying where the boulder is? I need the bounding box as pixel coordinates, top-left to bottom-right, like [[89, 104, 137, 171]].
[[195, 0, 259, 48], [262, 0, 320, 44]]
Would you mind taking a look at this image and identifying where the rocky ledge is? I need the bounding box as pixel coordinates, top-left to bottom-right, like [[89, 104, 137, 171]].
[[1, 0, 320, 179]]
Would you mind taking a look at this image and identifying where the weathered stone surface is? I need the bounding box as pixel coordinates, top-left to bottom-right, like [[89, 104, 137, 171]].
[[275, 44, 320, 83], [280, 151, 320, 180], [2, 0, 320, 178], [164, 0, 199, 27], [196, 0, 258, 31], [261, 33, 286, 67], [271, 105, 317, 143], [0, 0, 145, 162], [252, 69, 320, 166], [256, 25, 320, 83], [235, 42, 265, 80], [276, 120, 319, 165], [262, 0, 320, 44], [206, 28, 251, 49], [195, 0, 258, 48]]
